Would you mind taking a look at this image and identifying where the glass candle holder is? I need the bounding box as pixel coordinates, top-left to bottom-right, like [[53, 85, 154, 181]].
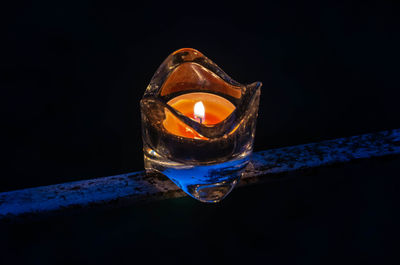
[[141, 48, 261, 203]]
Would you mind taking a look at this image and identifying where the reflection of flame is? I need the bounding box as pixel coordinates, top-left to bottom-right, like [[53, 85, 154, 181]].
[[194, 101, 205, 123]]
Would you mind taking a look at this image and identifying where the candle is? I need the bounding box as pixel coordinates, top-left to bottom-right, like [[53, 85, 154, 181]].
[[141, 48, 261, 203], [163, 92, 236, 139]]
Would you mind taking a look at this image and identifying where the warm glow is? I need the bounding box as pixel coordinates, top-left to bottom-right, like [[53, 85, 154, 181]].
[[164, 92, 236, 139], [194, 101, 205, 120]]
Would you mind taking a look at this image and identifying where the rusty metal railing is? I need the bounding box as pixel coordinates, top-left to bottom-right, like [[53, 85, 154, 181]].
[[1, 129, 399, 221]]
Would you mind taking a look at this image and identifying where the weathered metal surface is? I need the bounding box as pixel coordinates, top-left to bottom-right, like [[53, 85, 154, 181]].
[[1, 129, 399, 220], [241, 129, 400, 185]]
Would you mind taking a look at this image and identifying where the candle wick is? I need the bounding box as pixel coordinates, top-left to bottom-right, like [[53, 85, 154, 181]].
[[194, 101, 205, 125], [194, 115, 203, 124]]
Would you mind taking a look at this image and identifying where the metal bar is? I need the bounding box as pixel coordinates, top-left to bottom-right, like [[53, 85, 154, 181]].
[[1, 129, 399, 220]]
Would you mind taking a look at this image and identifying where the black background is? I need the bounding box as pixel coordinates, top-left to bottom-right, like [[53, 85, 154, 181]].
[[1, 0, 400, 264]]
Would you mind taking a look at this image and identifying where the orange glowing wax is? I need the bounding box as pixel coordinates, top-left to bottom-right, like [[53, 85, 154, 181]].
[[163, 92, 236, 139]]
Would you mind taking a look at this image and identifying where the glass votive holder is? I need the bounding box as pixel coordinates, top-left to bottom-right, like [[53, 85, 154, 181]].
[[140, 48, 261, 203]]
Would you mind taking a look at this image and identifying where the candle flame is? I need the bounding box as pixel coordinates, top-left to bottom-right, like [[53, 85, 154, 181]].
[[194, 101, 205, 120]]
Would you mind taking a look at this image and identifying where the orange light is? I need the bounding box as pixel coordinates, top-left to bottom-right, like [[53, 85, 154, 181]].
[[163, 92, 235, 139], [194, 101, 205, 123]]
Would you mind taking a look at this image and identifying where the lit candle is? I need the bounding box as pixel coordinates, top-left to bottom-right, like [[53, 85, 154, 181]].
[[163, 92, 236, 139], [193, 101, 205, 124], [141, 48, 262, 202]]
